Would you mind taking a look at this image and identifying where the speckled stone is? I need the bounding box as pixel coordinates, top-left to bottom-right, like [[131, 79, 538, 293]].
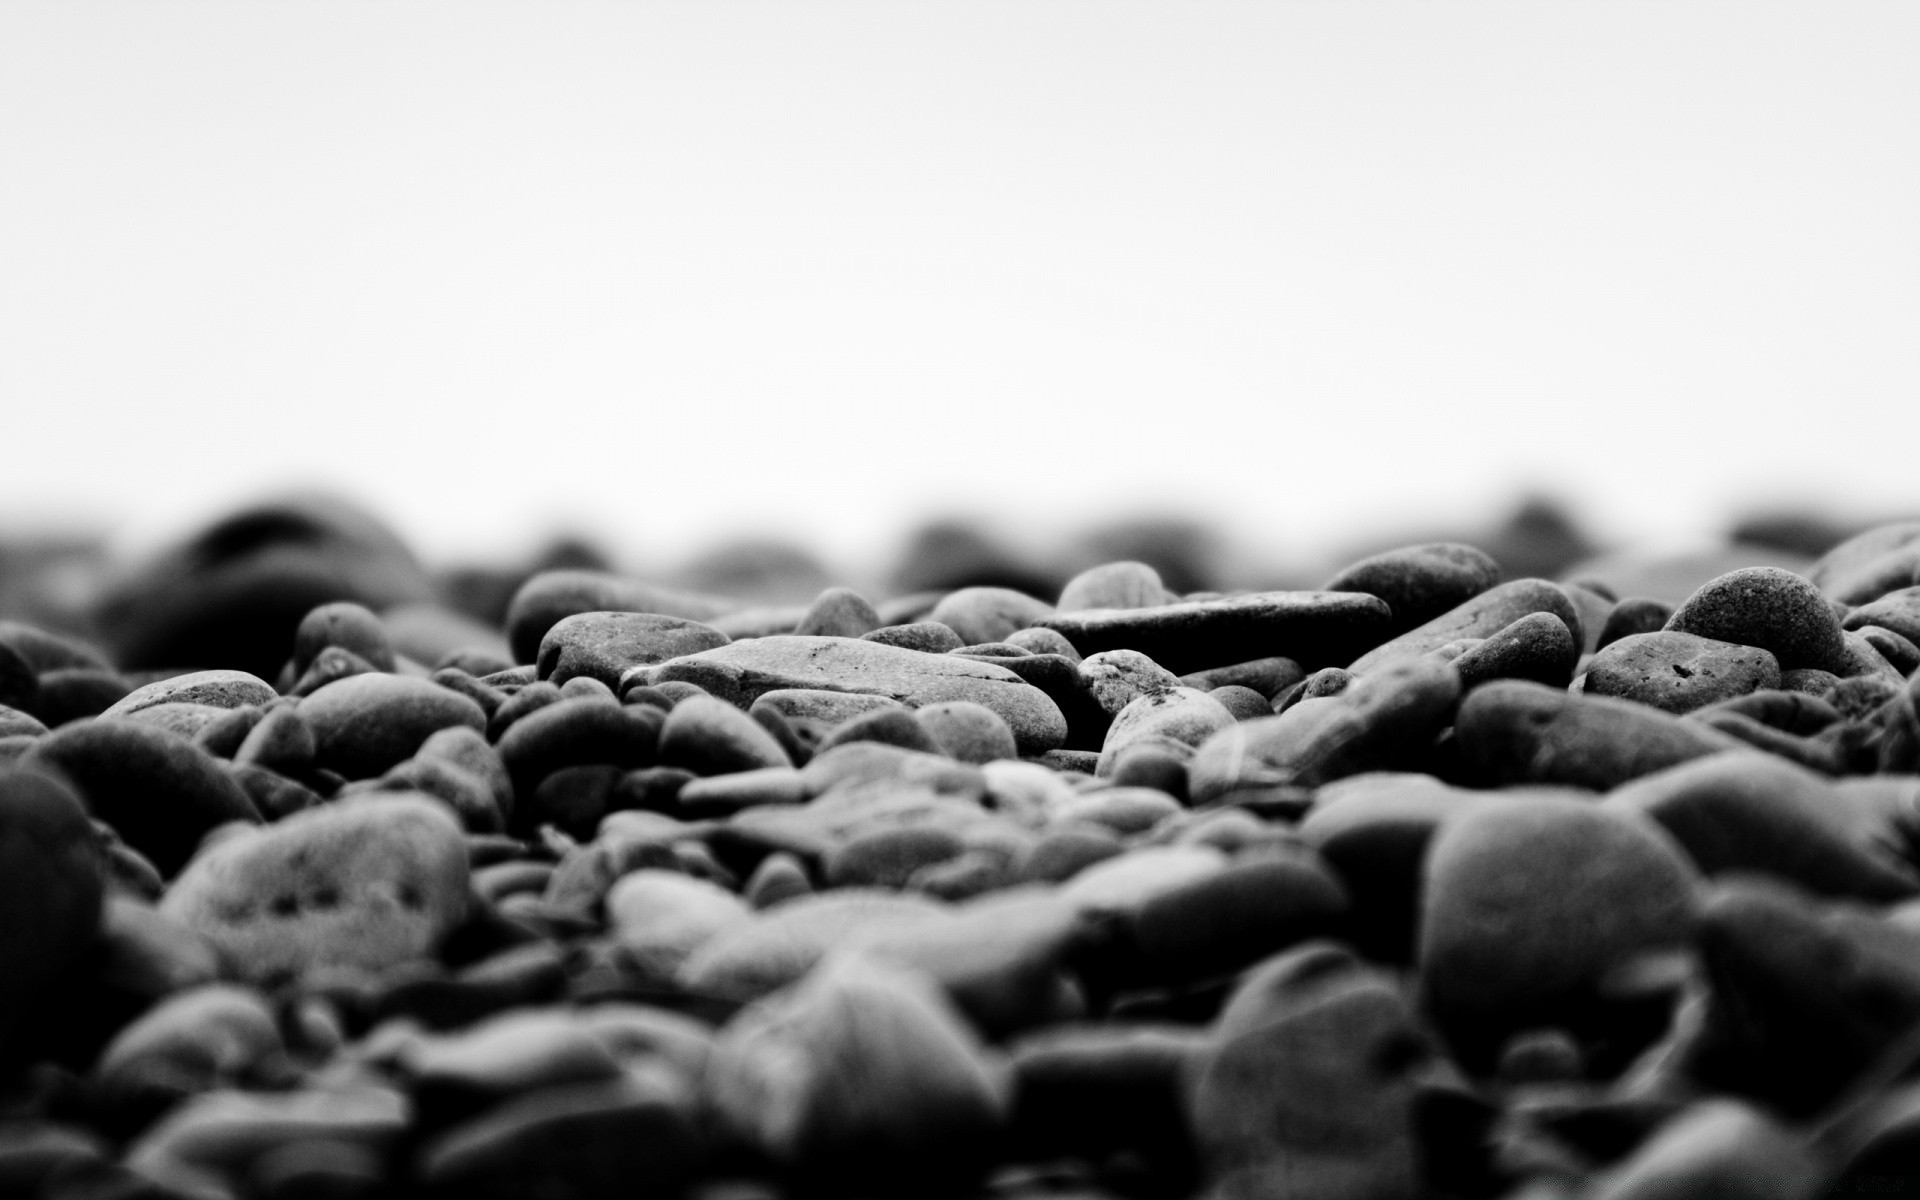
[[1665, 567, 1850, 674], [1583, 631, 1781, 713], [161, 795, 468, 984]]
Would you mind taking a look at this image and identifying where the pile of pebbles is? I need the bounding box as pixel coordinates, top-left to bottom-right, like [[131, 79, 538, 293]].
[[7, 506, 1920, 1200]]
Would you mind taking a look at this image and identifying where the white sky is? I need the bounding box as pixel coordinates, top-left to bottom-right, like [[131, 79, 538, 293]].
[[2, 1, 1916, 571]]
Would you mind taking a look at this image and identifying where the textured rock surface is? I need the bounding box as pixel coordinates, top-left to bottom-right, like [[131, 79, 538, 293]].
[[647, 637, 1066, 753]]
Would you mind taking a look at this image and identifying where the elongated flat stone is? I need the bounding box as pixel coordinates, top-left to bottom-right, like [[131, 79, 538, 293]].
[[646, 637, 1066, 754], [1346, 578, 1581, 675], [1035, 591, 1391, 676]]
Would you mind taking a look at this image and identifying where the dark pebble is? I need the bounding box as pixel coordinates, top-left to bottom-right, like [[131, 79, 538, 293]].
[[1453, 680, 1739, 791], [496, 698, 662, 810], [300, 673, 487, 779], [22, 719, 258, 877], [1040, 591, 1392, 676], [816, 707, 942, 756], [0, 770, 105, 1057], [291, 602, 397, 676], [29, 667, 133, 727], [1322, 542, 1501, 635], [1451, 610, 1580, 690], [1595, 596, 1675, 650], [1347, 578, 1582, 675]]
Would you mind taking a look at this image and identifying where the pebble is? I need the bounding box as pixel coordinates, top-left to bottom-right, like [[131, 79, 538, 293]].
[[750, 689, 910, 730], [1298, 772, 1485, 964], [928, 586, 1056, 646], [0, 770, 105, 1055], [487, 678, 561, 739], [1419, 795, 1698, 1070], [1078, 649, 1183, 716], [1604, 751, 1919, 900], [1347, 578, 1582, 675], [418, 1068, 701, 1200], [300, 673, 488, 779], [95, 983, 285, 1096], [1119, 850, 1348, 989], [1665, 566, 1852, 674], [233, 704, 316, 773], [160, 795, 469, 984], [1691, 878, 1920, 1114], [1452, 610, 1581, 690], [0, 704, 47, 738], [1808, 520, 1920, 605], [706, 955, 1006, 1197], [914, 700, 1020, 763], [0, 619, 111, 673], [1207, 684, 1275, 720], [95, 494, 435, 680], [23, 718, 259, 877], [536, 611, 730, 690], [29, 666, 133, 726], [1582, 630, 1781, 713], [1187, 656, 1461, 802], [861, 620, 967, 653], [1095, 686, 1237, 777], [1056, 560, 1173, 612], [845, 888, 1085, 1035], [744, 850, 814, 908], [825, 826, 968, 889], [1843, 584, 1920, 645], [505, 569, 734, 664], [1321, 541, 1502, 634], [1595, 596, 1676, 650], [291, 601, 398, 675], [103, 669, 279, 718], [1187, 942, 1429, 1200], [1060, 844, 1227, 916], [1453, 680, 1740, 790], [657, 694, 792, 776], [1857, 624, 1920, 675], [793, 586, 885, 638], [1040, 590, 1392, 675], [15, 520, 1920, 1200], [677, 889, 948, 1002], [125, 700, 230, 740], [1179, 655, 1304, 698], [647, 636, 1067, 754], [1008, 1024, 1206, 1193], [1586, 1099, 1818, 1200], [1003, 625, 1081, 659], [385, 600, 516, 672], [605, 869, 752, 978], [289, 643, 379, 696], [126, 1083, 409, 1199], [815, 705, 942, 755], [495, 697, 662, 804]]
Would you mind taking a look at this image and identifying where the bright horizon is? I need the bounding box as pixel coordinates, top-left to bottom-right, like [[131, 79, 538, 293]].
[[3, 1, 1916, 573]]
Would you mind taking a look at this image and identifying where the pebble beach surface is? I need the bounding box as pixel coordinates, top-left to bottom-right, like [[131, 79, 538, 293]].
[[8, 503, 1920, 1199]]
